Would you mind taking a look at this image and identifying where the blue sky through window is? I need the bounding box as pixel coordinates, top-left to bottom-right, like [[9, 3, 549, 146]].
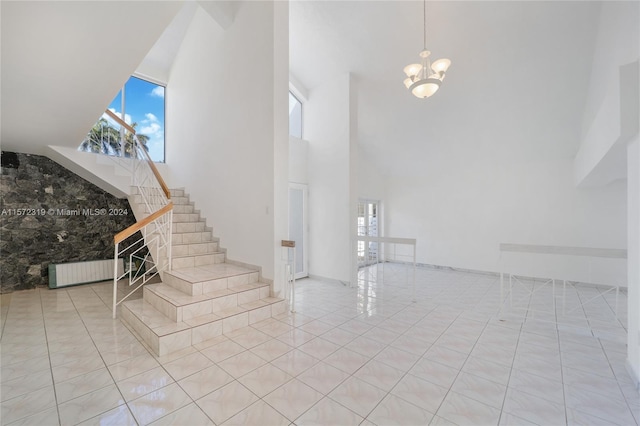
[[107, 76, 165, 162]]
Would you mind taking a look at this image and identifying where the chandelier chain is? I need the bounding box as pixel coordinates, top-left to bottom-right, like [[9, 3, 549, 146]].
[[423, 0, 427, 50]]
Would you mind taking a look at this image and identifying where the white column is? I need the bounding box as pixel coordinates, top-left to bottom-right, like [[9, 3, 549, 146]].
[[272, 0, 289, 298], [627, 135, 640, 389]]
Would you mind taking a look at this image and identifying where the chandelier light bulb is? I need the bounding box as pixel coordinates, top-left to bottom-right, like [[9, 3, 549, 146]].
[[411, 81, 440, 98], [403, 63, 422, 78], [431, 58, 451, 73]]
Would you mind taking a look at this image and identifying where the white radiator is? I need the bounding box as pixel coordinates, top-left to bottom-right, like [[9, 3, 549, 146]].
[[48, 259, 124, 288]]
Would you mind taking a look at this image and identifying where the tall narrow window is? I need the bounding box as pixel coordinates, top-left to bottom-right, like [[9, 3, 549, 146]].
[[289, 92, 302, 139], [357, 200, 379, 266], [79, 76, 166, 162]]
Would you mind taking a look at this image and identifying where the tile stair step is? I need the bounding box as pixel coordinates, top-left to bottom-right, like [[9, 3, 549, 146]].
[[171, 253, 225, 269], [172, 222, 209, 233], [168, 264, 260, 284], [144, 279, 269, 319], [171, 242, 219, 257], [172, 204, 196, 214], [163, 265, 260, 296], [122, 295, 286, 356], [172, 249, 223, 260], [169, 196, 190, 205], [143, 281, 271, 322], [170, 188, 185, 197], [173, 213, 201, 223], [172, 231, 217, 245], [144, 281, 270, 317], [121, 186, 285, 357]]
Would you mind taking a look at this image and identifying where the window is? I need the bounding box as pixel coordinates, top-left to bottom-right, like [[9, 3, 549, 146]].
[[289, 91, 302, 139], [357, 200, 379, 265], [79, 76, 166, 162]]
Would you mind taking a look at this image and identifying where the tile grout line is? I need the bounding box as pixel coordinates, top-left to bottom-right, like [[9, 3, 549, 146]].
[[495, 276, 526, 426], [40, 288, 63, 426], [66, 286, 138, 424]]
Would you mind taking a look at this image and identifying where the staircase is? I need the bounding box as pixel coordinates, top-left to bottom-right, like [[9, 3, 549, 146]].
[[120, 188, 286, 356]]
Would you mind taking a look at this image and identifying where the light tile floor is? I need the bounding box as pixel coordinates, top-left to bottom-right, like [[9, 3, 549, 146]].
[[1, 265, 638, 425]]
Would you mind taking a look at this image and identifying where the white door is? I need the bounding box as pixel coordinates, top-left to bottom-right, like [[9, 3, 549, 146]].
[[289, 183, 308, 279]]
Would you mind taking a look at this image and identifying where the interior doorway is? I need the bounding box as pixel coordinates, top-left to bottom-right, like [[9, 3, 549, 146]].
[[288, 183, 308, 279], [357, 199, 379, 267]]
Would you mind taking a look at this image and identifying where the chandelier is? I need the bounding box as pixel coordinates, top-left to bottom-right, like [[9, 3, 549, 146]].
[[403, 0, 451, 98]]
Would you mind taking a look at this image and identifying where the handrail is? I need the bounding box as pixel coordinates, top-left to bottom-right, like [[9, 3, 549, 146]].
[[137, 141, 171, 200], [103, 108, 171, 200], [114, 202, 174, 244], [104, 108, 136, 135], [106, 105, 174, 318]]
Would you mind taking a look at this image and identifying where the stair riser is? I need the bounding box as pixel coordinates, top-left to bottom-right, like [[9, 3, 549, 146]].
[[149, 286, 269, 322], [173, 222, 206, 233], [205, 273, 261, 292], [192, 320, 222, 345], [144, 288, 179, 322], [164, 272, 264, 297], [121, 305, 161, 354], [172, 204, 195, 214], [228, 272, 260, 288], [172, 232, 215, 245], [164, 274, 204, 296], [171, 243, 219, 257], [122, 301, 204, 356], [250, 304, 275, 324], [123, 299, 287, 356], [182, 299, 214, 321], [172, 253, 225, 269], [173, 213, 201, 223], [171, 196, 188, 204]]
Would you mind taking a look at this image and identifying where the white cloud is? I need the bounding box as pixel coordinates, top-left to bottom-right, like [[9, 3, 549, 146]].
[[139, 122, 162, 136], [138, 112, 165, 161], [139, 112, 162, 136], [103, 108, 132, 126], [150, 86, 165, 98]]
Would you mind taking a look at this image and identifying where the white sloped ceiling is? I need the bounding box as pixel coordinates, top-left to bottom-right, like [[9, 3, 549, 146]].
[[1, 1, 184, 155]]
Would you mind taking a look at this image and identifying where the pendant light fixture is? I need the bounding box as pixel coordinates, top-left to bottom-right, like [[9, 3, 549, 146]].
[[403, 0, 451, 98]]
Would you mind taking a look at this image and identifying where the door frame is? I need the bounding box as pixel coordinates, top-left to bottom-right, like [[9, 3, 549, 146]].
[[357, 199, 380, 267], [289, 183, 309, 279]]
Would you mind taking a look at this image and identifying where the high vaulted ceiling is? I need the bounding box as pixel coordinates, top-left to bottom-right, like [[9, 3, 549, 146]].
[[1, 1, 184, 156], [290, 1, 602, 177]]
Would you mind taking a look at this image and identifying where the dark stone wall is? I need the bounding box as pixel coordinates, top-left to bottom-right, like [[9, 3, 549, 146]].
[[0, 151, 137, 293]]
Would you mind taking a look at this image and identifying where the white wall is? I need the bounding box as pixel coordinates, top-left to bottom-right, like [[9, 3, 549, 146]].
[[358, 152, 386, 203], [272, 0, 290, 295], [305, 73, 355, 283], [574, 1, 640, 186], [385, 157, 627, 281], [166, 2, 280, 281]]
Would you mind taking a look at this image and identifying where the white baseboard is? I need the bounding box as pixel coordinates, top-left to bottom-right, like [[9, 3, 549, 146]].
[[308, 274, 350, 287]]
